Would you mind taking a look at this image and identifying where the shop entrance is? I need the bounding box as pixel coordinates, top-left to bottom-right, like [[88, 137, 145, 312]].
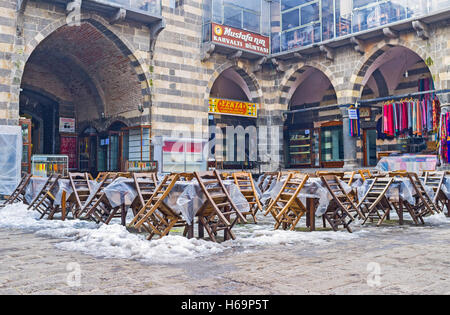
[[284, 67, 340, 168], [209, 68, 258, 170], [19, 20, 148, 175], [19, 90, 59, 157], [358, 45, 440, 162]]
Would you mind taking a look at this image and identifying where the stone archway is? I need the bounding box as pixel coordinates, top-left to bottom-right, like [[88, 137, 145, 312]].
[[204, 62, 263, 108], [12, 14, 152, 124], [349, 40, 439, 101]]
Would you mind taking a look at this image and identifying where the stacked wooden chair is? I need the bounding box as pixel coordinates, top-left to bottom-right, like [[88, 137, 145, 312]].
[[66, 172, 94, 219], [389, 172, 440, 222], [79, 172, 130, 224], [359, 169, 373, 181], [194, 170, 247, 242], [0, 173, 32, 207], [232, 172, 262, 223], [130, 173, 187, 240], [319, 175, 364, 232], [422, 171, 447, 213], [264, 173, 309, 231], [130, 172, 158, 217], [27, 174, 62, 220], [357, 177, 395, 226]]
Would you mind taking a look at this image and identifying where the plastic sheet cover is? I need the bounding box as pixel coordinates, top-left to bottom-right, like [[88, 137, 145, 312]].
[[376, 155, 438, 172], [0, 126, 22, 196], [260, 176, 349, 216], [356, 177, 417, 206], [25, 177, 101, 206], [175, 179, 250, 225]]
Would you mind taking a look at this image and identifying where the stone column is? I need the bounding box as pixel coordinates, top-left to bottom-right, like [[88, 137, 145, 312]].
[[340, 106, 359, 170], [438, 92, 450, 170]]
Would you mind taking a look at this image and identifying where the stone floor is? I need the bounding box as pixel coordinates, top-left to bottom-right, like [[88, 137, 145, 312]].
[[1, 220, 449, 295]]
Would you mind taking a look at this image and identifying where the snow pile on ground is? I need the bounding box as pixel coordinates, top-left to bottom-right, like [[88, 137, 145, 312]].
[[55, 224, 226, 264], [0, 202, 97, 232], [231, 224, 366, 248], [424, 212, 450, 226], [0, 203, 225, 264]]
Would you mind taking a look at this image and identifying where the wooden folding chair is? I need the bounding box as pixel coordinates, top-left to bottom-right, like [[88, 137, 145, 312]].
[[359, 169, 373, 181], [0, 173, 32, 207], [264, 173, 309, 231], [423, 171, 447, 213], [320, 175, 364, 232], [194, 170, 247, 242], [66, 172, 94, 219], [258, 172, 278, 193], [130, 172, 158, 217], [130, 173, 187, 240], [232, 172, 262, 223], [27, 174, 62, 219], [357, 177, 394, 226], [80, 172, 131, 224], [343, 171, 357, 186]]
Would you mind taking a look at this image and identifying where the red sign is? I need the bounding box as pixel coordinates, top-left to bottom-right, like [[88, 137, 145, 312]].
[[211, 23, 270, 55], [60, 136, 77, 169]]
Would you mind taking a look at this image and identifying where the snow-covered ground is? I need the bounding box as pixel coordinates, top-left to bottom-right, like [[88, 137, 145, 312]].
[[0, 202, 448, 265]]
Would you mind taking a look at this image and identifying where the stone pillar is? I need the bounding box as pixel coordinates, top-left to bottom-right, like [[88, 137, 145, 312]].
[[438, 92, 450, 170], [340, 106, 359, 170], [257, 110, 284, 172]]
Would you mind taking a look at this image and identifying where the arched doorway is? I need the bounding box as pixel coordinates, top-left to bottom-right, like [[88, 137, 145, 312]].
[[357, 46, 438, 166], [19, 19, 147, 174], [283, 67, 340, 168], [209, 67, 259, 170]]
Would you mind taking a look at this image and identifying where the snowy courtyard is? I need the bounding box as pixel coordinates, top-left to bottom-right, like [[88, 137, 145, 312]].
[[0, 202, 449, 295]]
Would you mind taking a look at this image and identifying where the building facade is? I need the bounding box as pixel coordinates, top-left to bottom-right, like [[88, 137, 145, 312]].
[[0, 0, 449, 174]]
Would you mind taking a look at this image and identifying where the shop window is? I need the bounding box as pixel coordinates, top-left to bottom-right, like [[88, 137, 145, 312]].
[[224, 4, 242, 29], [281, 0, 310, 11], [287, 129, 312, 167], [243, 11, 260, 33], [300, 2, 319, 25], [282, 9, 299, 31]]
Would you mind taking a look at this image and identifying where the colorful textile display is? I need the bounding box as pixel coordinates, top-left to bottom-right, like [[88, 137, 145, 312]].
[[381, 98, 440, 139]]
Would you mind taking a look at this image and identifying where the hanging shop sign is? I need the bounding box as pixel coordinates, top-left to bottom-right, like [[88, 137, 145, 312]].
[[59, 117, 76, 133], [209, 98, 258, 118], [211, 23, 270, 55]]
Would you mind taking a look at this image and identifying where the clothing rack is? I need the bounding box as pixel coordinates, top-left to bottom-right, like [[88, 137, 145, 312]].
[[357, 89, 450, 107], [283, 89, 450, 115]]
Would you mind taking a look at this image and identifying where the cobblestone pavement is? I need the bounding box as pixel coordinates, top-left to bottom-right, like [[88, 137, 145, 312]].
[[1, 221, 449, 295]]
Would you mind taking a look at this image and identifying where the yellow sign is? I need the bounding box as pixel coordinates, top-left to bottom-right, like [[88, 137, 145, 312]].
[[209, 98, 258, 118]]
